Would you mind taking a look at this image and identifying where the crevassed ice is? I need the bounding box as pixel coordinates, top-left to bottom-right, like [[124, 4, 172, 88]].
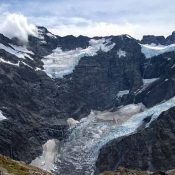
[[0, 43, 34, 60], [55, 96, 175, 175], [42, 38, 115, 78], [0, 110, 6, 121], [141, 43, 175, 58]]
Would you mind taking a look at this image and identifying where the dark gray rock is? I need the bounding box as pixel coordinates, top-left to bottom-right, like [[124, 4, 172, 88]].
[[96, 106, 175, 173], [141, 31, 175, 45], [141, 35, 166, 45]]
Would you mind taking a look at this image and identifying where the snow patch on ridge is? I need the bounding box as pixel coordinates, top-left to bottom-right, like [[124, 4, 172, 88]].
[[42, 38, 115, 78], [0, 57, 40, 70], [0, 58, 19, 67], [0, 110, 6, 121], [117, 49, 126, 58], [143, 78, 159, 86], [38, 28, 57, 41], [0, 43, 34, 60], [116, 90, 129, 98], [141, 43, 175, 58]]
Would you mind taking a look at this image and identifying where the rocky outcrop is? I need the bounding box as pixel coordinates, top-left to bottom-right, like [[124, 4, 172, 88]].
[[100, 167, 175, 175], [141, 31, 175, 45], [96, 106, 175, 173]]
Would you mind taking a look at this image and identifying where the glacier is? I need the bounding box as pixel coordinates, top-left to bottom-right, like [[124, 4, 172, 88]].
[[42, 38, 115, 78], [53, 96, 175, 175], [141, 43, 175, 58]]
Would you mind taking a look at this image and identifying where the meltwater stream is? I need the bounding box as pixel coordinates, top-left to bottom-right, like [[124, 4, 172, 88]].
[[53, 97, 175, 175]]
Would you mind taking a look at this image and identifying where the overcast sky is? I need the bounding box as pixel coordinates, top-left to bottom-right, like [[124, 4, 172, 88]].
[[0, 0, 175, 39]]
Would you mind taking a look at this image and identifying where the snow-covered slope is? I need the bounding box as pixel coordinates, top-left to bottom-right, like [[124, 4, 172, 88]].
[[141, 43, 175, 58], [0, 43, 34, 60], [0, 110, 6, 121], [143, 78, 159, 86], [42, 38, 115, 78]]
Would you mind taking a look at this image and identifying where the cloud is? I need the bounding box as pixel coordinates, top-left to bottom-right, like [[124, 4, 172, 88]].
[[48, 18, 175, 39], [0, 13, 38, 42], [0, 0, 175, 39], [49, 21, 138, 38]]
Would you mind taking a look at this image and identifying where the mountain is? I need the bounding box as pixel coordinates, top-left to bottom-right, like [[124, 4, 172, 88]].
[[0, 26, 175, 174]]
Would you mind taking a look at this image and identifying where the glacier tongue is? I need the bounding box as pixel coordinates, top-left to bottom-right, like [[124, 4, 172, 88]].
[[54, 97, 175, 175], [141, 43, 175, 58]]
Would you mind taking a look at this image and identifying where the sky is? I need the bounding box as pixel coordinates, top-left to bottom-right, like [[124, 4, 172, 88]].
[[0, 0, 175, 39]]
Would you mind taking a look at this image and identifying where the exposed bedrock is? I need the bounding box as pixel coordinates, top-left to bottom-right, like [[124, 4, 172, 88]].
[[96, 106, 175, 173]]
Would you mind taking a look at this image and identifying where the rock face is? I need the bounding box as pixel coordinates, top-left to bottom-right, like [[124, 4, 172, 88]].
[[141, 35, 166, 45], [61, 35, 144, 118], [96, 106, 175, 173], [141, 32, 175, 45]]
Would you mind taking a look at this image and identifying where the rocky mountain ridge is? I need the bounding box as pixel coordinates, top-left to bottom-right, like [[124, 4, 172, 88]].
[[0, 26, 175, 174]]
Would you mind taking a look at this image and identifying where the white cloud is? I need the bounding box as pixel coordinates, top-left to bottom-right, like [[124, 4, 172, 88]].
[[0, 13, 38, 42], [49, 21, 138, 38], [0, 0, 175, 40], [48, 19, 175, 39]]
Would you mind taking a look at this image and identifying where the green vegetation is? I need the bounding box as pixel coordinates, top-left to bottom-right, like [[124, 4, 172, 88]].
[[0, 154, 51, 175]]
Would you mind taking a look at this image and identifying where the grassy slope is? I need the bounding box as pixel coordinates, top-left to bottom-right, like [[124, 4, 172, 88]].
[[0, 155, 51, 175]]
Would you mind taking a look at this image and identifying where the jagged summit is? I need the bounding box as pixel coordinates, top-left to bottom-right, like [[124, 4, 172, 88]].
[[141, 31, 175, 45]]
